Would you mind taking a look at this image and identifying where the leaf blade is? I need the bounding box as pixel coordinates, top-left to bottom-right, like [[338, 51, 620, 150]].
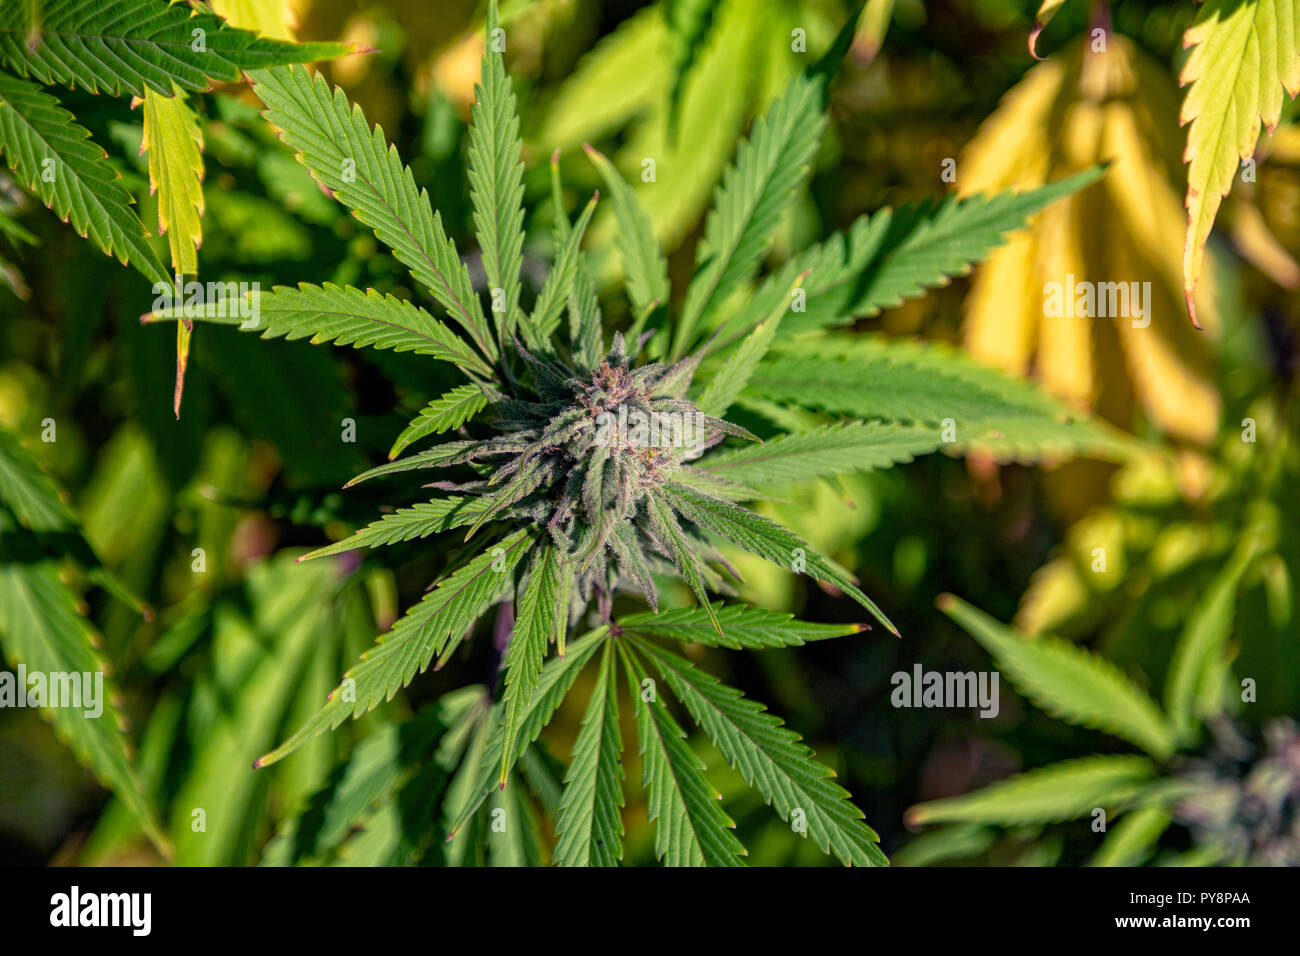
[[0, 73, 168, 285], [939, 595, 1177, 760], [637, 638, 886, 866], [553, 642, 625, 866]]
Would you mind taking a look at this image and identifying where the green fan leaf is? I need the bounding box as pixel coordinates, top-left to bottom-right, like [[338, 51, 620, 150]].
[[618, 602, 863, 649], [467, 0, 526, 345], [662, 483, 897, 635], [499, 544, 567, 784], [0, 432, 164, 850], [249, 66, 497, 361], [0, 562, 168, 854], [906, 755, 1158, 826], [636, 638, 887, 866], [256, 530, 535, 768], [243, 284, 493, 378], [721, 170, 1104, 342], [1164, 535, 1262, 743], [694, 273, 799, 417], [343, 440, 487, 488], [525, 191, 597, 349], [743, 335, 1142, 463], [1089, 805, 1172, 868], [553, 643, 625, 866], [749, 343, 1056, 425], [584, 143, 669, 322], [261, 695, 466, 865], [552, 153, 605, 370], [0, 73, 168, 285], [299, 497, 496, 560], [446, 628, 607, 838], [673, 70, 827, 357], [940, 595, 1177, 760], [0, 0, 348, 97], [698, 422, 944, 489], [619, 643, 746, 866], [389, 384, 490, 459], [645, 492, 722, 636]]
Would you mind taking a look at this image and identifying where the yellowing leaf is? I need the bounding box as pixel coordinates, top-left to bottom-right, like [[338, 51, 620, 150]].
[[210, 0, 297, 40], [1230, 198, 1300, 288], [174, 317, 192, 420], [961, 37, 1221, 446], [140, 87, 204, 275], [139, 84, 204, 418], [1179, 0, 1300, 327]]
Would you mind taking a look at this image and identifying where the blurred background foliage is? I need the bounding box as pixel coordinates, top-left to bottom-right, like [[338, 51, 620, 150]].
[[0, 0, 1296, 866]]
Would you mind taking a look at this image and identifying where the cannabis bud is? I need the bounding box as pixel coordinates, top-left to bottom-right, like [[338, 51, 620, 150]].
[[403, 330, 757, 625], [1175, 718, 1300, 866]]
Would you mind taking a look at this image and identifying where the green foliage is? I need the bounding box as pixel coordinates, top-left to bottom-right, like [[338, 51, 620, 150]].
[[552, 644, 625, 866], [250, 65, 497, 362], [673, 70, 826, 356], [585, 144, 669, 323], [620, 641, 747, 865], [635, 638, 887, 865], [907, 755, 1159, 826], [939, 596, 1178, 760], [467, 1, 526, 344], [0, 73, 167, 284], [0, 0, 346, 96], [246, 284, 494, 378], [1, 0, 1170, 869], [0, 431, 166, 852], [130, 0, 1123, 866], [618, 603, 862, 649], [390, 385, 491, 460], [257, 529, 535, 768]]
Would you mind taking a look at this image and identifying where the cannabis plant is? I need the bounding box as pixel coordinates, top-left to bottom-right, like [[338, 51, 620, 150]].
[[155, 2, 1146, 864], [5, 1, 1136, 866], [899, 327, 1299, 867], [905, 569, 1291, 866]]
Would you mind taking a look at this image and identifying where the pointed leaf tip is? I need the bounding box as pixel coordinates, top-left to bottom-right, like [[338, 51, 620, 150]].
[[1028, 26, 1048, 60], [1185, 289, 1203, 331]]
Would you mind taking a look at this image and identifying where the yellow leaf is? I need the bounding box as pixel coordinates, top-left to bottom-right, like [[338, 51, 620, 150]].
[[960, 37, 1221, 447], [210, 0, 297, 40], [174, 318, 192, 421], [963, 228, 1038, 374], [1230, 197, 1300, 288], [1179, 0, 1300, 327], [140, 87, 204, 276]]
